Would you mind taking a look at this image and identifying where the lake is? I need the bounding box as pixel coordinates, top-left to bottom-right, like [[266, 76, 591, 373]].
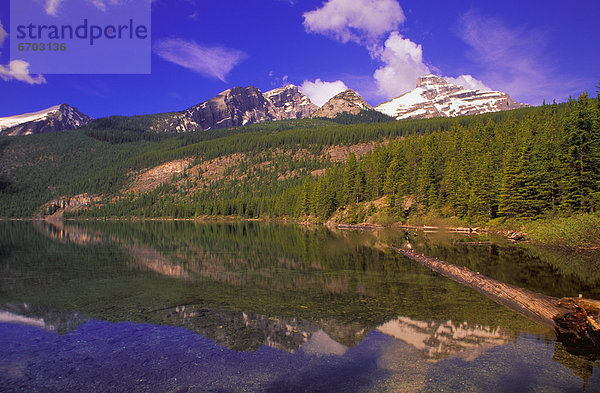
[[1, 221, 599, 392]]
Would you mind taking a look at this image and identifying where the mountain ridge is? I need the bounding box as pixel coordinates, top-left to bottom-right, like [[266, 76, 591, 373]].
[[375, 74, 528, 120], [155, 85, 319, 132], [0, 75, 529, 136], [0, 104, 92, 136], [311, 89, 374, 119]]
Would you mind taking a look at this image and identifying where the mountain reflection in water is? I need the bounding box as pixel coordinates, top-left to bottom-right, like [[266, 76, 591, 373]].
[[0, 221, 599, 392], [0, 313, 594, 393]]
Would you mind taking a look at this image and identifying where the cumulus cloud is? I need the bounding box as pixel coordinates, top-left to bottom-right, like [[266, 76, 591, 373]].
[[0, 60, 47, 85], [153, 38, 246, 82], [299, 79, 348, 106], [372, 32, 431, 99], [303, 0, 433, 100], [301, 1, 500, 102], [45, 0, 64, 16], [457, 10, 580, 104], [303, 0, 405, 45], [445, 74, 491, 91], [370, 31, 491, 99]]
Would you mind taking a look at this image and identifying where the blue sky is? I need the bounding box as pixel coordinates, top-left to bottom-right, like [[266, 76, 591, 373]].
[[0, 0, 598, 119]]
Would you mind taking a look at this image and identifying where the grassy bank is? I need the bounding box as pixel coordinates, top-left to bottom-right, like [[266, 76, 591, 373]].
[[526, 213, 600, 250], [321, 198, 600, 250]]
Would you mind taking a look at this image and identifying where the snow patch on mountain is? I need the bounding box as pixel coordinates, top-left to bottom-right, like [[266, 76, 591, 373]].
[[0, 105, 62, 131], [0, 104, 92, 136], [156, 85, 318, 132], [375, 74, 528, 120]]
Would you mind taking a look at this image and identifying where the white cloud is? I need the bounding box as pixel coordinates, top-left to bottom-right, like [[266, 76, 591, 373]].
[[0, 21, 7, 53], [45, 0, 136, 15], [87, 0, 122, 12], [300, 2, 502, 103], [268, 71, 291, 88], [302, 0, 435, 101], [45, 0, 63, 16], [89, 0, 108, 11], [370, 33, 492, 100], [303, 0, 405, 45], [299, 79, 348, 106], [153, 38, 246, 82], [445, 74, 490, 91], [456, 10, 580, 104], [88, 0, 150, 12], [372, 32, 430, 99], [0, 60, 47, 85]]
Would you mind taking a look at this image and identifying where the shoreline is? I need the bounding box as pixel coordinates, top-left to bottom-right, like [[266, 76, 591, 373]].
[[2, 214, 598, 252]]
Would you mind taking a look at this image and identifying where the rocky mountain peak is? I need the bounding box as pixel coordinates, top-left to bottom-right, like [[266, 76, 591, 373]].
[[311, 89, 373, 119], [157, 85, 319, 132], [0, 104, 92, 136], [263, 84, 298, 97], [416, 74, 450, 88], [180, 86, 276, 131], [264, 85, 318, 120], [375, 75, 528, 120], [334, 89, 370, 103]]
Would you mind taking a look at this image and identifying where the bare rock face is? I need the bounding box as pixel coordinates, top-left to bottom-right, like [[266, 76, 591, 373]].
[[165, 87, 277, 132], [375, 74, 529, 120], [264, 85, 318, 120], [311, 89, 373, 119], [160, 85, 318, 132], [0, 104, 92, 136]]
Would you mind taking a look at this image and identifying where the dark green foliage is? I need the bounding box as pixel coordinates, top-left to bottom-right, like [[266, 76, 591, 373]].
[[3, 97, 599, 224], [273, 95, 600, 223], [559, 94, 600, 212], [319, 110, 396, 125], [84, 128, 174, 144], [84, 113, 177, 133]]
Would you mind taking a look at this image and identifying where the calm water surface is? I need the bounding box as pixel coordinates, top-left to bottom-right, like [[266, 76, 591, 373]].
[[1, 221, 599, 392]]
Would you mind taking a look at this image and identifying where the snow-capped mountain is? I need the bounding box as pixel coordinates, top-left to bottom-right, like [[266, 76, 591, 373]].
[[311, 89, 373, 118], [156, 85, 318, 132], [0, 104, 92, 136], [377, 316, 510, 361], [375, 74, 528, 120], [3, 76, 530, 136]]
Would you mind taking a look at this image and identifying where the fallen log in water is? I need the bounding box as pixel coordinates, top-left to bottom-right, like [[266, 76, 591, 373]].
[[391, 246, 600, 354], [336, 224, 385, 230]]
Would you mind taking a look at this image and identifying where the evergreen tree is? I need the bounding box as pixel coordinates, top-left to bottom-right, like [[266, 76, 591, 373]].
[[560, 94, 600, 212], [342, 153, 358, 204]]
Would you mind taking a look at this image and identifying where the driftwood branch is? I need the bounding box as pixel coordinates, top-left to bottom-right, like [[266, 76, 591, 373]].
[[392, 246, 600, 354]]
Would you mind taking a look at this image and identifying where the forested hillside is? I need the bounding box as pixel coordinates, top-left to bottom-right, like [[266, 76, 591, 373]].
[[282, 94, 600, 223], [2, 94, 598, 231], [76, 94, 599, 225]]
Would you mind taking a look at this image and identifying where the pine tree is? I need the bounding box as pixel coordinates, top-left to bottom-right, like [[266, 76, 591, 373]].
[[343, 153, 358, 205], [560, 94, 600, 212], [416, 135, 441, 208], [498, 146, 521, 218]]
